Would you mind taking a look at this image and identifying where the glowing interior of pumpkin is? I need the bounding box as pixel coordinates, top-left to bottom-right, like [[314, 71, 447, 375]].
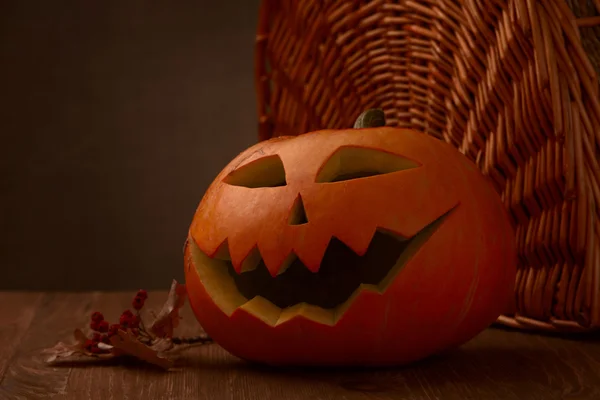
[[190, 145, 453, 326]]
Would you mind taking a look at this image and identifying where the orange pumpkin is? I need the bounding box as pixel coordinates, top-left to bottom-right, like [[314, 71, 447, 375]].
[[185, 113, 516, 366]]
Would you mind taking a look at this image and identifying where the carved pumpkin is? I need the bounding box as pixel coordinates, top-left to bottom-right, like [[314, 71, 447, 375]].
[[184, 111, 516, 366]]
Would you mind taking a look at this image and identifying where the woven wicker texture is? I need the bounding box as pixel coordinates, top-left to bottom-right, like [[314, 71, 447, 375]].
[[254, 0, 600, 332]]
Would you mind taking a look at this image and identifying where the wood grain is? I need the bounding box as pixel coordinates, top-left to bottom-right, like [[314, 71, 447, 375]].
[[2, 291, 600, 400], [0, 292, 100, 400], [0, 293, 42, 382]]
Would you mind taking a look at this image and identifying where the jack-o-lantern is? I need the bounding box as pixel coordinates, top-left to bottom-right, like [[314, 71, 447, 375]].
[[185, 110, 516, 366]]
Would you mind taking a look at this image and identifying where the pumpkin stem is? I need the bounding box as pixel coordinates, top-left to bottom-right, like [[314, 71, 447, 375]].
[[353, 108, 386, 129]]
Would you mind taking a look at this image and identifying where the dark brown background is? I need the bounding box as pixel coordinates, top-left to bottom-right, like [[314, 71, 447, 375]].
[[0, 1, 261, 290]]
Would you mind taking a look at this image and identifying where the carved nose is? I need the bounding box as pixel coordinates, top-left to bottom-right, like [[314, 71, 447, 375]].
[[288, 194, 308, 225]]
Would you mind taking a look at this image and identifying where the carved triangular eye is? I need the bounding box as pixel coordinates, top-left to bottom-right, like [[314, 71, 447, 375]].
[[224, 155, 287, 188], [315, 146, 420, 183]]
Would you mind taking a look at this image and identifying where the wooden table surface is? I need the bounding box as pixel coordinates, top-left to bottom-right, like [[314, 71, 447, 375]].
[[1, 291, 600, 400]]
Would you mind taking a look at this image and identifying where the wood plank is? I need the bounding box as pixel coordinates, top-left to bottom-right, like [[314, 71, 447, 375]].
[[0, 292, 42, 382], [60, 292, 600, 400], [168, 328, 600, 400], [0, 292, 100, 399], [3, 291, 600, 399]]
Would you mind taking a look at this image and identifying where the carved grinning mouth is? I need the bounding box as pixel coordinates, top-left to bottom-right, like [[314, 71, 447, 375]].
[[188, 208, 454, 326], [228, 232, 417, 309]]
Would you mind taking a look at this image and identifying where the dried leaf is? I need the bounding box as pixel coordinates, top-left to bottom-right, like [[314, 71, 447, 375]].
[[109, 329, 174, 370], [150, 280, 187, 338], [151, 338, 175, 354], [43, 341, 85, 364], [43, 329, 114, 364], [73, 328, 88, 345]]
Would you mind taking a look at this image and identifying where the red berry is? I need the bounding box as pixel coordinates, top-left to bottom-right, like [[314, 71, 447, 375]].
[[119, 310, 134, 326], [92, 333, 102, 342], [108, 324, 120, 336], [100, 334, 110, 344], [90, 321, 100, 331], [91, 312, 104, 323], [129, 316, 140, 329], [132, 295, 145, 310], [83, 339, 95, 352], [136, 289, 148, 300], [97, 320, 109, 333], [90, 346, 103, 354], [119, 315, 130, 326]]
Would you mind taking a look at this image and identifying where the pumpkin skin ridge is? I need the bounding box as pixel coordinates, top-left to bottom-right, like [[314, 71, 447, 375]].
[[424, 151, 485, 346], [438, 146, 516, 350], [185, 126, 517, 366]]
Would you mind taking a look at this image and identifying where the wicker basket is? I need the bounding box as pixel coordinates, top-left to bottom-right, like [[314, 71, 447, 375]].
[[254, 0, 600, 332]]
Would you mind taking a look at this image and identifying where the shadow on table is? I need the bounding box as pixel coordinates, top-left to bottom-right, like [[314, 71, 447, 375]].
[[43, 326, 600, 398], [179, 342, 562, 397]]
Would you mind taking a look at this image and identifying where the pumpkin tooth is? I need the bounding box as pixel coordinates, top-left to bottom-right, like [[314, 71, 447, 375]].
[[188, 236, 246, 315], [275, 252, 297, 276], [239, 296, 281, 325], [213, 239, 231, 261], [277, 303, 335, 326], [239, 247, 262, 273], [333, 231, 374, 258]]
